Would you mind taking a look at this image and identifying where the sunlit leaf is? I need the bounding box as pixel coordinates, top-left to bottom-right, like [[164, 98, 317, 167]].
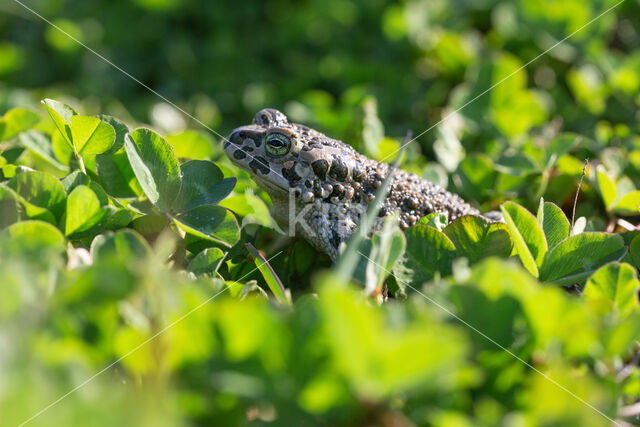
[[124, 128, 181, 212], [536, 200, 570, 250], [584, 262, 640, 317], [539, 233, 626, 286], [166, 130, 214, 159], [247, 243, 290, 305], [0, 107, 39, 141], [595, 165, 617, 210], [501, 201, 547, 277], [69, 115, 116, 155], [613, 191, 640, 216], [443, 215, 512, 264], [65, 185, 106, 236], [3, 220, 65, 253], [417, 212, 448, 231], [41, 98, 76, 148]]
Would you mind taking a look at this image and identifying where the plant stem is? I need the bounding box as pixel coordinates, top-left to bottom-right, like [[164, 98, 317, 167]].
[[77, 154, 87, 174]]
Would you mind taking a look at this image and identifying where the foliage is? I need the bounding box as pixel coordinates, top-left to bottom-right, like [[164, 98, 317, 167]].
[[2, 0, 640, 425]]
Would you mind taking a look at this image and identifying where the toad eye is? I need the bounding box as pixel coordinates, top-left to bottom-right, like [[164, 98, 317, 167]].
[[264, 132, 292, 157]]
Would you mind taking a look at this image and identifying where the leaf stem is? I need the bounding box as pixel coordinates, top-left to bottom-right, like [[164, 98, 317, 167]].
[[77, 153, 87, 174]]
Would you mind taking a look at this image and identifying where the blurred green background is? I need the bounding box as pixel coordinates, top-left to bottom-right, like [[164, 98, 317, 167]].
[[2, 0, 638, 146], [3, 0, 640, 217], [3, 1, 640, 426]]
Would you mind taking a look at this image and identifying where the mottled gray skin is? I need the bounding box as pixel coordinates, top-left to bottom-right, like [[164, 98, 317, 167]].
[[224, 109, 480, 259]]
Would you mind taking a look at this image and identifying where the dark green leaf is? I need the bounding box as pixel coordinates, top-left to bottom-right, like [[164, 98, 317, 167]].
[[173, 205, 240, 247], [630, 235, 640, 271], [394, 225, 456, 289], [8, 170, 66, 222], [174, 160, 235, 213], [187, 247, 226, 276], [95, 146, 143, 198], [0, 185, 19, 228]]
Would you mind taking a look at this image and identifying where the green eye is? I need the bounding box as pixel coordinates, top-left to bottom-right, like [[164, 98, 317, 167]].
[[265, 132, 292, 157]]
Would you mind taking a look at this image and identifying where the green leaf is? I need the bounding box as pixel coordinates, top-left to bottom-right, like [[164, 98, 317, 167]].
[[173, 205, 240, 247], [124, 128, 181, 212], [0, 185, 19, 228], [595, 165, 617, 210], [443, 215, 512, 264], [8, 170, 66, 223], [613, 191, 640, 216], [536, 201, 570, 250], [455, 153, 495, 199], [0, 107, 39, 140], [96, 114, 129, 154], [543, 134, 580, 169], [65, 185, 106, 236], [95, 146, 143, 198], [166, 130, 214, 159], [131, 214, 168, 237], [584, 262, 640, 316], [42, 98, 77, 148], [19, 130, 68, 171], [90, 229, 151, 263], [368, 218, 405, 293], [495, 153, 540, 176], [187, 247, 226, 276], [539, 233, 627, 285], [500, 201, 548, 277], [173, 160, 236, 213], [394, 225, 457, 289], [60, 170, 90, 194], [247, 243, 290, 305], [219, 192, 275, 228], [416, 212, 448, 231], [51, 130, 74, 166], [3, 220, 65, 253], [69, 115, 116, 155], [629, 235, 640, 271], [354, 216, 406, 294]]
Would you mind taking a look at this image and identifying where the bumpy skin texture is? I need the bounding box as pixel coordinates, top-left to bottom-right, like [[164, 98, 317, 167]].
[[224, 109, 480, 260]]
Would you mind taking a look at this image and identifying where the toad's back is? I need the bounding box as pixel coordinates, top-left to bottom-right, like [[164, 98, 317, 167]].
[[224, 109, 480, 259]]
